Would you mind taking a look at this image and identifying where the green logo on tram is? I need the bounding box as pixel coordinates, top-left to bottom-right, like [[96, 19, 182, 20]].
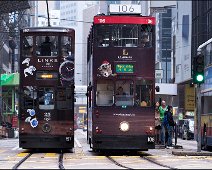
[[116, 64, 134, 73]]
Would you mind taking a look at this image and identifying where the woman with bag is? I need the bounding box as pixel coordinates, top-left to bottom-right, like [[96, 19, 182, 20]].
[[155, 102, 161, 144]]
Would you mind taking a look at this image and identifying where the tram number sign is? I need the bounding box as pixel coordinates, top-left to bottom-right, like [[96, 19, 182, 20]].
[[147, 136, 155, 143], [109, 4, 141, 14], [66, 137, 72, 142]]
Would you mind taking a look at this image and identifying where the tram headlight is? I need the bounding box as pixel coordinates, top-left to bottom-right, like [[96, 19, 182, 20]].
[[119, 121, 129, 132]]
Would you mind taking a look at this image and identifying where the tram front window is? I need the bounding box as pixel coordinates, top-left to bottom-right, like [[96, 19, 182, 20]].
[[96, 80, 114, 106], [95, 25, 111, 47], [39, 87, 54, 110], [115, 80, 134, 106], [61, 36, 74, 61], [112, 25, 138, 47], [135, 79, 153, 107], [36, 36, 58, 56], [22, 36, 33, 57]]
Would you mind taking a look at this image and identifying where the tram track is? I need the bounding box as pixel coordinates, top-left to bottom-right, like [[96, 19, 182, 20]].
[[12, 151, 65, 170], [105, 153, 178, 169], [12, 152, 33, 170], [142, 155, 178, 169], [58, 152, 65, 169], [106, 156, 133, 169]]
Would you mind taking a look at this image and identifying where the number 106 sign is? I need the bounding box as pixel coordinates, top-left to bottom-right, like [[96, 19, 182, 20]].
[[109, 4, 142, 14]]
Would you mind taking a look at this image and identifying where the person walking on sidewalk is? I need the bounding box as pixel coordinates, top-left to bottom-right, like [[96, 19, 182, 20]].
[[158, 100, 167, 145], [164, 105, 175, 148], [155, 102, 161, 144]]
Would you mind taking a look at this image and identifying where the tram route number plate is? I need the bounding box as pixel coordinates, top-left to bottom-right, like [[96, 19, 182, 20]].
[[66, 137, 72, 142], [147, 136, 155, 143]]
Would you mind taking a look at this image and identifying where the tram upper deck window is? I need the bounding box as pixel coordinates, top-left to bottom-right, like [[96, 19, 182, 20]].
[[139, 25, 153, 48], [36, 36, 58, 56], [112, 25, 138, 47], [38, 87, 54, 110], [115, 80, 134, 106], [22, 36, 33, 57], [61, 36, 74, 61], [95, 25, 110, 47], [96, 80, 114, 106], [135, 79, 153, 107]]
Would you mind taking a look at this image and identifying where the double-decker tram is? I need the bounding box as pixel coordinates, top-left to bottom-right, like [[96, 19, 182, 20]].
[[19, 27, 75, 149], [87, 13, 156, 151]]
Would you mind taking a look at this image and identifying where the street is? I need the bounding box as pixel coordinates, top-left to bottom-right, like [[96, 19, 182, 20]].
[[0, 129, 212, 169]]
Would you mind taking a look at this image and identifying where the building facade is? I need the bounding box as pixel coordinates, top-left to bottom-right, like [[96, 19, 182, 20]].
[[192, 1, 212, 114]]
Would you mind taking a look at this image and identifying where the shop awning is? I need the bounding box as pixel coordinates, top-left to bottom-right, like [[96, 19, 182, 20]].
[[0, 73, 19, 86]]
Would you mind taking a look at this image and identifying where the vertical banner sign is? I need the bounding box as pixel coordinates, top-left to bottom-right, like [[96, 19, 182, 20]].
[[12, 116, 18, 128]]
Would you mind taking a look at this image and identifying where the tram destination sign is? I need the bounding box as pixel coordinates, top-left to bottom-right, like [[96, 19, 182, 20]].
[[109, 4, 141, 14], [116, 64, 134, 73]]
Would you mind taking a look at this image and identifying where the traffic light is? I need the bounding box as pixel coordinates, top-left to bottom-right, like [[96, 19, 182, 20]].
[[193, 53, 204, 84]]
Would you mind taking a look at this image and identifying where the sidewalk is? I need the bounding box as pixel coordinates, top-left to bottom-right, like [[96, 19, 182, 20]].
[[172, 138, 212, 156]]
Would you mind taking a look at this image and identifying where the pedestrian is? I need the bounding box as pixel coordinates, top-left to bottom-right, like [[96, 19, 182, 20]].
[[158, 100, 167, 145], [163, 105, 175, 148], [155, 102, 161, 144]]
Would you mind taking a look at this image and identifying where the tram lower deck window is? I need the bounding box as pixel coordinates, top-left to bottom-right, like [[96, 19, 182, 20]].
[[38, 87, 54, 110]]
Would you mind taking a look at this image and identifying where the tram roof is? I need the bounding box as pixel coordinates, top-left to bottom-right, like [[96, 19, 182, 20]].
[[93, 15, 155, 25], [21, 27, 75, 33]]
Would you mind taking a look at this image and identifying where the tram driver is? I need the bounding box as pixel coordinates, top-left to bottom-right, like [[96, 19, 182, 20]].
[[116, 86, 126, 95], [40, 36, 53, 56]]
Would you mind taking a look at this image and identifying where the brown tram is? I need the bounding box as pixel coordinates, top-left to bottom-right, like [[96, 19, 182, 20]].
[[19, 27, 75, 149], [87, 15, 156, 151]]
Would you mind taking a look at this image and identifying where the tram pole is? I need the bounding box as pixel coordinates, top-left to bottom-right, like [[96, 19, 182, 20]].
[[196, 83, 201, 152], [46, 0, 51, 27]]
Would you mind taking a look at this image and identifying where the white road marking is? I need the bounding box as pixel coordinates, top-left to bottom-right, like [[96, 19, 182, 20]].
[[12, 146, 19, 150], [78, 130, 86, 136], [74, 138, 82, 148]]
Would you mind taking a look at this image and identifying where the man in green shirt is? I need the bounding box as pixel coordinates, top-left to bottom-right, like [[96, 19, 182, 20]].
[[158, 100, 167, 145]]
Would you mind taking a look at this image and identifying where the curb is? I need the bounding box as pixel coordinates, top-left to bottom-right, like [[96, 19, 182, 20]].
[[172, 150, 212, 156], [155, 145, 183, 149]]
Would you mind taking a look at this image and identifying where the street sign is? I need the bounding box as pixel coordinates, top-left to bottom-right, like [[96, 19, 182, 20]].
[[151, 8, 167, 14], [155, 69, 163, 79]]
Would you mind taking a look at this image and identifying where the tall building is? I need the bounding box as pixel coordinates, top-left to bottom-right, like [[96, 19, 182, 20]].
[[0, 1, 31, 136], [60, 1, 99, 86], [192, 1, 212, 117], [156, 9, 172, 83], [172, 1, 194, 120], [140, 1, 177, 106]]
